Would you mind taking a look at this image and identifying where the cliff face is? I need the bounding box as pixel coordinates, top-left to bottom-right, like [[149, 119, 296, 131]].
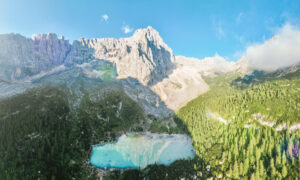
[[32, 34, 71, 71], [67, 26, 175, 86], [151, 55, 238, 110], [0, 27, 236, 115], [0, 33, 71, 81]]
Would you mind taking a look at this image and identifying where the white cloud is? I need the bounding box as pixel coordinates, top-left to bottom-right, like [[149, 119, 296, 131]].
[[176, 54, 235, 74], [234, 34, 245, 44], [236, 12, 243, 23], [122, 24, 133, 34], [217, 23, 225, 38], [102, 14, 109, 22], [233, 51, 244, 60], [244, 24, 300, 71], [211, 16, 225, 39], [213, 20, 225, 39]]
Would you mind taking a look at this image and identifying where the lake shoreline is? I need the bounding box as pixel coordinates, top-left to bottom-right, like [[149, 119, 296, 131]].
[[89, 132, 195, 170]]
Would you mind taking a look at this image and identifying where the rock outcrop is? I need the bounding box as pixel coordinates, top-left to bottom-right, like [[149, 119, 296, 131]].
[[0, 26, 237, 115], [151, 55, 237, 110], [67, 26, 175, 86], [0, 33, 71, 81]]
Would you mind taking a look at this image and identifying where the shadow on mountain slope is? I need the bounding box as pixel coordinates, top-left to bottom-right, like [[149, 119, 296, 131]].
[[0, 80, 197, 179], [0, 32, 202, 179], [146, 43, 175, 86]]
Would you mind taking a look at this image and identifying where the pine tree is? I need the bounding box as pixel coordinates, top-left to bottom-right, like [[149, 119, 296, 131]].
[[239, 162, 244, 176], [282, 151, 287, 165], [276, 154, 281, 168], [234, 161, 239, 179], [270, 159, 276, 177], [259, 160, 264, 178], [255, 170, 260, 180], [250, 173, 255, 180], [287, 138, 294, 158], [244, 157, 249, 175], [282, 165, 287, 178], [256, 148, 261, 163]]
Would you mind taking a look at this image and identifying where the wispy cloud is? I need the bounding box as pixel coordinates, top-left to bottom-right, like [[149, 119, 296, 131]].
[[234, 34, 245, 44], [102, 14, 109, 23], [211, 15, 225, 39], [122, 24, 133, 34], [244, 23, 300, 71], [280, 11, 300, 25], [236, 12, 243, 23], [216, 21, 225, 39]]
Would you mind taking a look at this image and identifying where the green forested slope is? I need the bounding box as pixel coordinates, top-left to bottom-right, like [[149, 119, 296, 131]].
[[1, 68, 299, 179], [0, 85, 145, 179], [177, 70, 300, 179]]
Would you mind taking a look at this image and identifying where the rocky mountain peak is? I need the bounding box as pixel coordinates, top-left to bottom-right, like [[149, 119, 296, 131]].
[[131, 26, 163, 45], [32, 33, 57, 40], [0, 32, 71, 81], [123, 27, 175, 85], [67, 27, 175, 86], [0, 27, 175, 86]]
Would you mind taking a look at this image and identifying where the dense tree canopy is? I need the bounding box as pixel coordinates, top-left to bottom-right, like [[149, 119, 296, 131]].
[[0, 69, 299, 179], [0, 86, 145, 179], [177, 71, 300, 179]]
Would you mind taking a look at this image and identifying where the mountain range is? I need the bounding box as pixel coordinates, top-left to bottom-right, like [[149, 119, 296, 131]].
[[0, 26, 299, 179], [0, 26, 254, 117]]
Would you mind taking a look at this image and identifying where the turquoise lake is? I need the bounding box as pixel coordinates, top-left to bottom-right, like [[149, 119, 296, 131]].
[[90, 132, 195, 169]]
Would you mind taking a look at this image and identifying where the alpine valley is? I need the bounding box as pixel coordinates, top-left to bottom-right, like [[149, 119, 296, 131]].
[[0, 27, 299, 179]]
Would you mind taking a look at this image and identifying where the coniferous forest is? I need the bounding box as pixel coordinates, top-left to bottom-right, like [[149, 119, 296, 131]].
[[0, 85, 146, 179], [0, 70, 299, 179], [1, 1, 300, 179], [177, 70, 300, 179]]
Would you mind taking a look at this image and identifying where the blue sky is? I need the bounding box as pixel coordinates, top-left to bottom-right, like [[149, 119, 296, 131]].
[[0, 0, 300, 61]]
